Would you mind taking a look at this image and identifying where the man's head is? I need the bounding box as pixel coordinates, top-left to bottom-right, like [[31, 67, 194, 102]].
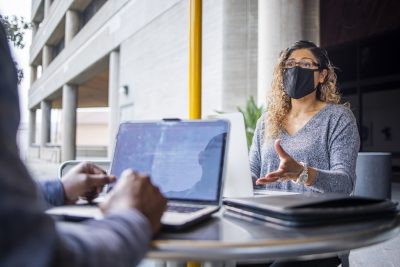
[[0, 21, 20, 154]]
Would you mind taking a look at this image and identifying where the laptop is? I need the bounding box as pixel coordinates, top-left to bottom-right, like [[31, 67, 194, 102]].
[[208, 112, 297, 198], [222, 193, 399, 227], [47, 119, 230, 230], [208, 113, 253, 198]]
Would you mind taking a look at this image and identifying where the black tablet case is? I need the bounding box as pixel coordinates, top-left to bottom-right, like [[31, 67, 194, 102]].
[[223, 194, 398, 227]]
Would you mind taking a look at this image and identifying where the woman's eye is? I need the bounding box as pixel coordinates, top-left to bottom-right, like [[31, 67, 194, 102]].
[[286, 62, 295, 68]]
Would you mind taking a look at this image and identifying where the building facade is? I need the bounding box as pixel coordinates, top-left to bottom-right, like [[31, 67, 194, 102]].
[[28, 0, 319, 162]]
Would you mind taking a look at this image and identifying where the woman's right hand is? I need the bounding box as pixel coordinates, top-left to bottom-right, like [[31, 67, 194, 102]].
[[256, 139, 304, 185]]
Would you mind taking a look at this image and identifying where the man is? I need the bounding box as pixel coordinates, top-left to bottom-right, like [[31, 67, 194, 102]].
[[0, 21, 166, 267]]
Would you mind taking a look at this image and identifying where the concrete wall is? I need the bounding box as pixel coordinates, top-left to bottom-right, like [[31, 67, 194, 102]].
[[29, 0, 182, 109], [29, 0, 259, 161], [119, 0, 258, 120], [119, 0, 191, 120], [222, 0, 258, 111], [77, 124, 108, 146], [31, 0, 73, 63]]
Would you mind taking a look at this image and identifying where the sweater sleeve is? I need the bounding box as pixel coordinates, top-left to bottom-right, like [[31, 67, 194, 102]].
[[311, 109, 360, 194], [55, 210, 152, 267], [249, 115, 264, 185], [0, 155, 153, 267], [36, 179, 66, 207]]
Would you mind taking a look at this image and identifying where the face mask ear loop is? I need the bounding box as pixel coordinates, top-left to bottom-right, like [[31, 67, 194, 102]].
[[315, 67, 322, 100], [317, 67, 329, 91], [316, 83, 322, 100]]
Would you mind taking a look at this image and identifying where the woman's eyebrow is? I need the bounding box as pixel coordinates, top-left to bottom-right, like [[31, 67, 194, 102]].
[[287, 57, 315, 61]]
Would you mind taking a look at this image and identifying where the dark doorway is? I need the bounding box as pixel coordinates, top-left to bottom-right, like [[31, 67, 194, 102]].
[[320, 0, 400, 181]]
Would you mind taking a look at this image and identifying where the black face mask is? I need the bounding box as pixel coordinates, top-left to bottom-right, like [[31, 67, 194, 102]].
[[283, 66, 319, 99]]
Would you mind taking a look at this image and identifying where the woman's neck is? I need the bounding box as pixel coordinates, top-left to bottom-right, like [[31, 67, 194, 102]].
[[290, 93, 322, 116]]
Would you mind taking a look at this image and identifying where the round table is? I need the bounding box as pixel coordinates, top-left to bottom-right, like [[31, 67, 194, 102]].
[[149, 212, 400, 263]]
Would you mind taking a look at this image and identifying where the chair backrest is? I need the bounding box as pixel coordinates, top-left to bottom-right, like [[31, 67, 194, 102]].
[[354, 152, 392, 199], [59, 160, 111, 177]]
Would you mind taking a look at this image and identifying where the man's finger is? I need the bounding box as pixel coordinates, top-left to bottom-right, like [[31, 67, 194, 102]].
[[85, 163, 107, 175], [68, 162, 88, 174], [84, 189, 99, 203], [274, 139, 290, 159], [87, 174, 116, 187]]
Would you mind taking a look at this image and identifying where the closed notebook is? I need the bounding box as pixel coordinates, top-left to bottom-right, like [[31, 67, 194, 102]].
[[223, 193, 398, 227]]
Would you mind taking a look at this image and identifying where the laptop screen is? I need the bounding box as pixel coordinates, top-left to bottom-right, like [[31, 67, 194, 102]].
[[110, 120, 228, 203]]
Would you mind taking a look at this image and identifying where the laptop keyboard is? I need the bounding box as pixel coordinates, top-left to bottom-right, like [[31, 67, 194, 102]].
[[166, 205, 204, 213]]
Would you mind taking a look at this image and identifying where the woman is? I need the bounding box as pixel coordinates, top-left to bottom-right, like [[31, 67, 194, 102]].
[[250, 40, 360, 194]]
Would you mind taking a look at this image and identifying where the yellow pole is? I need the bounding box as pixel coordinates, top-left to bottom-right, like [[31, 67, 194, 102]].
[[187, 2, 202, 267], [188, 0, 202, 119]]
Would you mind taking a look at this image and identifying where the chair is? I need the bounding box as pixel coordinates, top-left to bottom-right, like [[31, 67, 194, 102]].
[[340, 152, 393, 267], [354, 152, 392, 199]]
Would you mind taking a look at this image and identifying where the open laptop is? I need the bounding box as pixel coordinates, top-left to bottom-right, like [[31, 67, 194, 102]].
[[48, 119, 230, 230], [208, 113, 253, 198], [208, 112, 298, 198]]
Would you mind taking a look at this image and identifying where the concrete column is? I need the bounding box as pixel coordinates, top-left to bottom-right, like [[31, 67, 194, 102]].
[[29, 109, 37, 145], [44, 0, 51, 19], [303, 0, 320, 44], [62, 84, 78, 161], [108, 50, 120, 158], [257, 0, 320, 106], [65, 10, 80, 45], [221, 1, 258, 111], [32, 22, 38, 39], [30, 65, 37, 85], [40, 100, 51, 146], [42, 45, 53, 70]]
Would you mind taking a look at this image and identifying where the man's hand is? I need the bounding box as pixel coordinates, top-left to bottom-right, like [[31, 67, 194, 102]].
[[61, 162, 116, 204], [256, 139, 303, 185], [100, 169, 167, 234]]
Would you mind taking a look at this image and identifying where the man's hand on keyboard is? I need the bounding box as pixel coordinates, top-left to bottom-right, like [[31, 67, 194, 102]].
[[100, 169, 167, 234], [61, 162, 116, 204]]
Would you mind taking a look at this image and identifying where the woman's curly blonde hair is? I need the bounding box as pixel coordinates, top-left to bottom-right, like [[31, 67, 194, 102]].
[[265, 40, 342, 140]]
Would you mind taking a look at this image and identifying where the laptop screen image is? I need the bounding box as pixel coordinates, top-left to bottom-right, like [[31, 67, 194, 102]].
[[110, 120, 229, 204]]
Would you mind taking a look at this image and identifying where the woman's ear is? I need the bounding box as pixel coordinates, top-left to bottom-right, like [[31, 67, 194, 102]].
[[319, 69, 328, 83]]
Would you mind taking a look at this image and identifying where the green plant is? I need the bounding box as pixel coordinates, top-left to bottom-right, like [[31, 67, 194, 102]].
[[0, 15, 31, 84], [238, 96, 264, 150], [0, 15, 31, 49]]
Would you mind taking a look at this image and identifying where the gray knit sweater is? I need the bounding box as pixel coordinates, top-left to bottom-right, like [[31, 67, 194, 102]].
[[249, 104, 360, 194]]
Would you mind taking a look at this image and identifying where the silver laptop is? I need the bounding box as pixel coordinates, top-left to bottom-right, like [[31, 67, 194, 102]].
[[208, 113, 253, 198], [208, 112, 298, 198], [48, 119, 230, 230]]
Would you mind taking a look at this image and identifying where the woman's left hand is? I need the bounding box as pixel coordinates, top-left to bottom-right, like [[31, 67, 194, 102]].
[[256, 139, 303, 185]]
